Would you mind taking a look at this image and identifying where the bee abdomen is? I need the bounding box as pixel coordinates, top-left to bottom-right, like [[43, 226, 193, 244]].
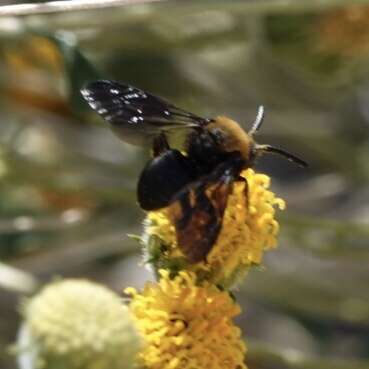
[[137, 150, 196, 210]]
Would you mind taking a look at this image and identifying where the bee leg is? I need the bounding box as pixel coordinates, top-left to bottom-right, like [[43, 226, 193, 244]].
[[137, 149, 196, 210], [237, 176, 249, 211], [152, 133, 170, 157]]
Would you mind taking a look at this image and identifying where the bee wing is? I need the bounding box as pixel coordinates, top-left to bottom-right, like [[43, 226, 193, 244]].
[[167, 161, 243, 263], [81, 80, 209, 144]]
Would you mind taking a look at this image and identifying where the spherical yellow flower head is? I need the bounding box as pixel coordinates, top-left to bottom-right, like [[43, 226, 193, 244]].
[[143, 169, 285, 287], [19, 279, 141, 369], [126, 270, 247, 369]]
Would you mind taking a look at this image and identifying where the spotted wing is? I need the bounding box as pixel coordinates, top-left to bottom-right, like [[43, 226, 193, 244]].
[[81, 80, 209, 144], [167, 160, 244, 263]]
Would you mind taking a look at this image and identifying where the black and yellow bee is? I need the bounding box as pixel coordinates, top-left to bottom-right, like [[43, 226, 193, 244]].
[[81, 80, 307, 263]]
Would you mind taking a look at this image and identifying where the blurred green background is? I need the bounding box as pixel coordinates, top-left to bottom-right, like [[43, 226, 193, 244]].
[[0, 1, 369, 368]]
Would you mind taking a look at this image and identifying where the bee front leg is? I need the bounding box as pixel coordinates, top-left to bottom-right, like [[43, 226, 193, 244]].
[[237, 176, 249, 211]]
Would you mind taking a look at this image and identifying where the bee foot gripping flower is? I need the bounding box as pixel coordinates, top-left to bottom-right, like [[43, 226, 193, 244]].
[[18, 279, 141, 369], [143, 169, 285, 288], [126, 270, 247, 369]]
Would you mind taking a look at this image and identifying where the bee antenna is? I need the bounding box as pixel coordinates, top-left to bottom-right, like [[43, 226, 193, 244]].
[[249, 105, 265, 136], [256, 144, 308, 168]]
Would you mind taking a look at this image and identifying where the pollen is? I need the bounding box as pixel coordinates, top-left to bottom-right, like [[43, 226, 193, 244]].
[[143, 169, 285, 288], [126, 270, 247, 369]]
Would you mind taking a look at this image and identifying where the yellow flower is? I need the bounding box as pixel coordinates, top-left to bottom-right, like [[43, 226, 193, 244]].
[[143, 169, 285, 288], [126, 270, 246, 369], [19, 279, 141, 369]]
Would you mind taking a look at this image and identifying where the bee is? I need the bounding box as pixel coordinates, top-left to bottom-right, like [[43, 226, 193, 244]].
[[81, 80, 307, 263]]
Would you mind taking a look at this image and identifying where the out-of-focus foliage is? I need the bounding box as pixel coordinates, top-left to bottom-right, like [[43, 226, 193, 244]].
[[0, 1, 368, 369]]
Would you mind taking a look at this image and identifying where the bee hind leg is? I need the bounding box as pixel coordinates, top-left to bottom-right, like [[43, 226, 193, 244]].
[[152, 133, 170, 157]]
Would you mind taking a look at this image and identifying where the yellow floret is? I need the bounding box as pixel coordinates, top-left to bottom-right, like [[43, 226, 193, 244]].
[[126, 270, 247, 369]]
